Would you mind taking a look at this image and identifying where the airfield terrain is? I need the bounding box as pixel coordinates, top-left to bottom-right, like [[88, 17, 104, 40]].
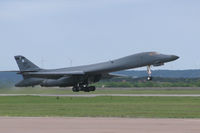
[[1, 87, 200, 133]]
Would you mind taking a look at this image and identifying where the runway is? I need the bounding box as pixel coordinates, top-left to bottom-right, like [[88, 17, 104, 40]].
[[0, 94, 200, 97], [0, 117, 200, 133]]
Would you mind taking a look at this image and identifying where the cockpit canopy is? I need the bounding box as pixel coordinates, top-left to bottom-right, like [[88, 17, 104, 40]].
[[148, 52, 161, 56]]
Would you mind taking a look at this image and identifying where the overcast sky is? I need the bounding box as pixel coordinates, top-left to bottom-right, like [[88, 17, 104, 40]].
[[0, 0, 199, 70]]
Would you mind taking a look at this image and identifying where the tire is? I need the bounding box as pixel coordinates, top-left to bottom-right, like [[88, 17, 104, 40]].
[[72, 87, 79, 92], [89, 86, 96, 91], [83, 87, 90, 92], [147, 76, 153, 81]]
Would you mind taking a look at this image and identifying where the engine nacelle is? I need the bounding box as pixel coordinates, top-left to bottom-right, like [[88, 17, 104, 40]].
[[15, 78, 44, 87], [40, 79, 59, 87], [40, 76, 76, 87]]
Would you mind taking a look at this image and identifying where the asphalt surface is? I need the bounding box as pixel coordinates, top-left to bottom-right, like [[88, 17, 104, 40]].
[[0, 94, 200, 97], [1, 117, 200, 133]]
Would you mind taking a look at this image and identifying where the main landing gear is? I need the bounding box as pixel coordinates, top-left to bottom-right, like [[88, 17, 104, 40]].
[[147, 65, 153, 81], [72, 85, 96, 92]]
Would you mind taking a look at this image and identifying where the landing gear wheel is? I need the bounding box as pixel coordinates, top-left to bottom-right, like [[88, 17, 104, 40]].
[[89, 86, 96, 91], [72, 84, 96, 92], [72, 86, 79, 92], [82, 86, 96, 92], [147, 76, 153, 81], [83, 87, 89, 92]]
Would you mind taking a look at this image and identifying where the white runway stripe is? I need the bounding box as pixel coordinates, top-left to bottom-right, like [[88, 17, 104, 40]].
[[0, 94, 200, 97]]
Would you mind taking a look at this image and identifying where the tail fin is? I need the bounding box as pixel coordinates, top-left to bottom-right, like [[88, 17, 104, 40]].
[[14, 55, 41, 71]]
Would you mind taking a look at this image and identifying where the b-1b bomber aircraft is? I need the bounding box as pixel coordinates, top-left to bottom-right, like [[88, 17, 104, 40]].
[[12, 52, 179, 92]]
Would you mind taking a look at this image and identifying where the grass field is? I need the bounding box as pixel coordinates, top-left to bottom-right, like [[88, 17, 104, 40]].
[[1, 87, 200, 94], [0, 96, 200, 118]]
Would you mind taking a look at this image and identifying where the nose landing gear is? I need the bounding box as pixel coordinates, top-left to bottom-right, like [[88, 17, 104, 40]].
[[147, 65, 153, 81]]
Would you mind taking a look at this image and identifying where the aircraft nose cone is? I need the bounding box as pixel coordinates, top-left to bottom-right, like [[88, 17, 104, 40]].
[[171, 55, 179, 60]]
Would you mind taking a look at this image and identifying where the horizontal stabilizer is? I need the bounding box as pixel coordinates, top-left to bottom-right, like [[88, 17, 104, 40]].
[[15, 78, 44, 87], [27, 71, 85, 76], [0, 70, 20, 72]]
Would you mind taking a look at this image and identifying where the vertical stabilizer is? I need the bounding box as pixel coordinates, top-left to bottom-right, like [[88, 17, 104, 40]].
[[14, 55, 40, 71]]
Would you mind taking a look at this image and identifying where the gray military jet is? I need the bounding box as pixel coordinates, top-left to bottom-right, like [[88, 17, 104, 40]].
[[13, 52, 179, 92]]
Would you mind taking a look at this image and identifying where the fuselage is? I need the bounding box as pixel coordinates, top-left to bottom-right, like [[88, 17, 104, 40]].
[[29, 52, 179, 78]]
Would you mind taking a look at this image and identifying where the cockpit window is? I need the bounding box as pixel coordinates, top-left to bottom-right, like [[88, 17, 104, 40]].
[[149, 52, 160, 56]]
